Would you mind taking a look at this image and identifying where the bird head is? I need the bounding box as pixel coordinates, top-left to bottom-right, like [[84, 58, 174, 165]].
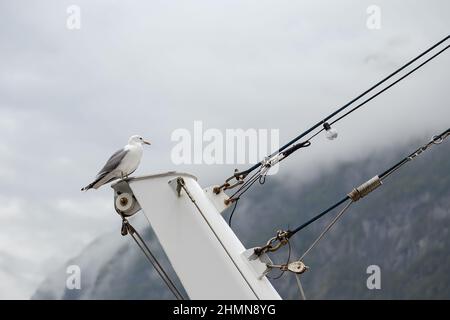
[[129, 135, 151, 146]]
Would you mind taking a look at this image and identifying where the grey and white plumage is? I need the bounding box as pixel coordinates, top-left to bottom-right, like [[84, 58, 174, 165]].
[[81, 135, 151, 191]]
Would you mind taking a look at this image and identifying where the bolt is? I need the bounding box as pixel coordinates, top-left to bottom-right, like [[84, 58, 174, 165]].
[[120, 197, 128, 206]]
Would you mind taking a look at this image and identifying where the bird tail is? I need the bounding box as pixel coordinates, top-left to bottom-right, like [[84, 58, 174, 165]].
[[81, 182, 95, 191], [81, 172, 118, 191], [81, 174, 106, 192]]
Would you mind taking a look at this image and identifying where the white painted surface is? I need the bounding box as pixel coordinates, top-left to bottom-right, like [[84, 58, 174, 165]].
[[126, 172, 281, 300]]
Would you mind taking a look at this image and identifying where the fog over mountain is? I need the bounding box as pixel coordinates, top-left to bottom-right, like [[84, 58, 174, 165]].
[[33, 138, 450, 299], [1, 0, 449, 299]]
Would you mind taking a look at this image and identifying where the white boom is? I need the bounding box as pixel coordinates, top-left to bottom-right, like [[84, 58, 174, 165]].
[[112, 172, 281, 300]]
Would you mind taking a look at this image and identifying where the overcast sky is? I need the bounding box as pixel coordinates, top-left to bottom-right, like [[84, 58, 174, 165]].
[[0, 0, 449, 298]]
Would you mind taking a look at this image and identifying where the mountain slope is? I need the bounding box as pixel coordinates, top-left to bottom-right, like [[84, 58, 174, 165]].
[[33, 215, 183, 300], [33, 139, 450, 299]]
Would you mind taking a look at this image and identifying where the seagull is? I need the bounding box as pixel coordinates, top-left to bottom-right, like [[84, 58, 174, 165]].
[[81, 135, 151, 191]]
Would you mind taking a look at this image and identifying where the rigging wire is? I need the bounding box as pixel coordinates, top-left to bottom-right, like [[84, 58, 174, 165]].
[[287, 128, 450, 238], [266, 240, 292, 280], [227, 141, 311, 205], [330, 44, 450, 126], [227, 198, 240, 227], [289, 196, 350, 236], [216, 35, 450, 192], [244, 36, 449, 176], [228, 167, 269, 226], [253, 42, 449, 186], [298, 200, 353, 261], [121, 218, 185, 300], [295, 273, 307, 301], [284, 241, 307, 300], [229, 169, 264, 199], [258, 129, 449, 288], [306, 45, 450, 141]]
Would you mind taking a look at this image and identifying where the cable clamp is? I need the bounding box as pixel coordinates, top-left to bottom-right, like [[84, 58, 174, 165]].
[[348, 175, 382, 202], [261, 153, 284, 168]]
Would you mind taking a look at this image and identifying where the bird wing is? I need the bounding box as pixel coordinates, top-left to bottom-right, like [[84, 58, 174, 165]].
[[96, 147, 129, 177]]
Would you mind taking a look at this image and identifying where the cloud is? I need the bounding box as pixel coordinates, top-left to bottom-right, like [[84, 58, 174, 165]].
[[0, 0, 449, 298]]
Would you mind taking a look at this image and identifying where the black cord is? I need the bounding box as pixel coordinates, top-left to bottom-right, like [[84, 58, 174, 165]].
[[330, 45, 450, 126], [259, 174, 266, 185], [287, 128, 450, 238], [228, 198, 240, 227], [301, 43, 448, 149], [379, 128, 450, 179], [227, 141, 310, 206], [124, 220, 185, 300], [228, 168, 272, 227], [288, 196, 350, 236], [267, 240, 292, 280], [229, 169, 262, 199], [230, 168, 267, 200], [287, 44, 450, 159], [230, 35, 450, 180]]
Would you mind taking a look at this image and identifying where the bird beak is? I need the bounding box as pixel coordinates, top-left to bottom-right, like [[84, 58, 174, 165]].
[[143, 140, 151, 145]]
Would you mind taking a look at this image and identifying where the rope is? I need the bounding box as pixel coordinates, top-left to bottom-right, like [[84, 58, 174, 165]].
[[289, 197, 350, 236], [299, 200, 353, 261], [121, 218, 185, 300], [260, 128, 448, 284], [330, 44, 450, 126], [228, 198, 240, 227], [229, 169, 263, 200], [226, 142, 312, 225], [267, 241, 292, 280], [218, 35, 450, 191], [287, 128, 449, 238], [295, 274, 307, 301], [227, 168, 270, 226], [215, 35, 450, 200], [232, 143, 311, 197], [380, 129, 450, 180]]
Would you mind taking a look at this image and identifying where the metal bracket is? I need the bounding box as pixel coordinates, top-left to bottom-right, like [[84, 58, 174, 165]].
[[204, 186, 231, 214], [169, 177, 198, 206], [241, 248, 275, 280], [168, 177, 184, 197]]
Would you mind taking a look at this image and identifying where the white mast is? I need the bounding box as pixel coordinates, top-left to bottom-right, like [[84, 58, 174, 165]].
[[112, 172, 281, 300]]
